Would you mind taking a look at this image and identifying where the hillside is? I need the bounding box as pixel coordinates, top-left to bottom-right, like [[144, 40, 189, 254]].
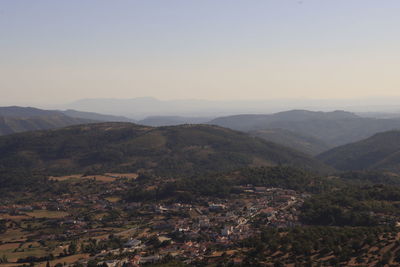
[[318, 131, 400, 172], [0, 106, 135, 136], [209, 110, 400, 147], [0, 122, 330, 177], [249, 128, 330, 155], [0, 115, 93, 136], [0, 106, 94, 135]]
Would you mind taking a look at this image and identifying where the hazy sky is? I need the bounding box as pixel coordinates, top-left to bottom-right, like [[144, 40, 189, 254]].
[[1, 0, 400, 105]]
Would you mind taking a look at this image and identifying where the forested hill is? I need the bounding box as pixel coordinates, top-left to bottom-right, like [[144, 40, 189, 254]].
[[318, 130, 400, 173], [0, 122, 331, 177]]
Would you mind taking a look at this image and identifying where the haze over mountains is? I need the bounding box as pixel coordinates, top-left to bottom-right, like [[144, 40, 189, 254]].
[[60, 97, 400, 119], [4, 106, 400, 158], [209, 110, 400, 149]]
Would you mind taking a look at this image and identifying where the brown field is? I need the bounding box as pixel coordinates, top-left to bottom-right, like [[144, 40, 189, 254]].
[[105, 196, 121, 203], [0, 246, 48, 262], [49, 172, 138, 182], [49, 174, 82, 181], [251, 157, 274, 167], [0, 214, 30, 220], [84, 175, 116, 182], [115, 227, 138, 239], [0, 243, 20, 252], [0, 229, 27, 243], [104, 173, 138, 179], [25, 210, 69, 219]]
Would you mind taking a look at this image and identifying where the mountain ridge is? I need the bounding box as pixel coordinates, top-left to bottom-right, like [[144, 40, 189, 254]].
[[208, 110, 400, 147], [0, 122, 332, 177]]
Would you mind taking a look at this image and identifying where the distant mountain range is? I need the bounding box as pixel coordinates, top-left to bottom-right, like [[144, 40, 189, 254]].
[[4, 107, 400, 158], [61, 97, 400, 118], [208, 110, 400, 149], [0, 122, 331, 177], [318, 131, 400, 173], [6, 105, 400, 175], [65, 97, 287, 118]]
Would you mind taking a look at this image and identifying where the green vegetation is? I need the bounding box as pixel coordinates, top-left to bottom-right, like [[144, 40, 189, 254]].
[[0, 169, 48, 195], [0, 220, 6, 234], [339, 171, 400, 185], [318, 130, 400, 173], [241, 225, 398, 266], [125, 166, 335, 202], [237, 166, 337, 193], [301, 184, 400, 226], [81, 236, 124, 255], [0, 122, 330, 181]]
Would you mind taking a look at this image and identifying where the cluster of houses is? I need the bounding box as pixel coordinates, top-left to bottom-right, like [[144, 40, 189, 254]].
[[76, 186, 307, 266], [0, 175, 308, 266]]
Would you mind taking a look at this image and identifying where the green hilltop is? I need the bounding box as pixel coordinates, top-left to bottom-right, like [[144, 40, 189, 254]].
[[0, 122, 330, 178]]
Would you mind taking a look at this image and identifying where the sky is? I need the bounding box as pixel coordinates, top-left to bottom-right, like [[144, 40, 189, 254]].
[[1, 0, 400, 106]]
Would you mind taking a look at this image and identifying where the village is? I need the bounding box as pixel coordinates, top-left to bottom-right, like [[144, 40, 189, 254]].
[[0, 174, 307, 266]]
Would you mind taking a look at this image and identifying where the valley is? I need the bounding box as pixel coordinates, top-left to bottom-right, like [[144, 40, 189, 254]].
[[4, 1, 400, 265], [1, 110, 400, 266]]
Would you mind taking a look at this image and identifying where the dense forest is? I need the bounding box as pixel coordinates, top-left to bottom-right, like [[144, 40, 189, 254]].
[[0, 122, 330, 179]]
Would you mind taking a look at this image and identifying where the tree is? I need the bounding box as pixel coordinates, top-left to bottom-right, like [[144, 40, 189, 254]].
[[87, 260, 97, 267], [68, 241, 78, 255], [0, 255, 8, 264], [0, 220, 6, 234]]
